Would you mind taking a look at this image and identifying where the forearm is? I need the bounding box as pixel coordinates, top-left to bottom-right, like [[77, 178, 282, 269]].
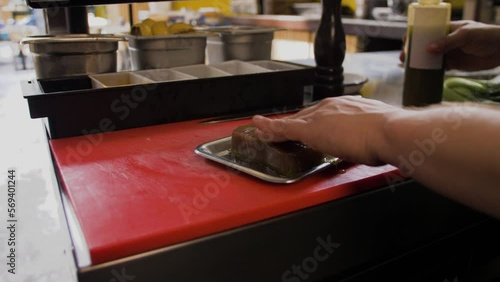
[[378, 103, 500, 218], [252, 97, 500, 218]]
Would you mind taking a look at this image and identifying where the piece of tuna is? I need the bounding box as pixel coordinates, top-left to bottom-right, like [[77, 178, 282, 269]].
[[231, 125, 325, 177]]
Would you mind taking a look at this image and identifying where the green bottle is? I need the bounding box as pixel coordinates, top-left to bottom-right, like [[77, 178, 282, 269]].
[[403, 0, 451, 107]]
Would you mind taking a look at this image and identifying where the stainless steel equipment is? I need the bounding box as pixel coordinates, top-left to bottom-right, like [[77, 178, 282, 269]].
[[205, 26, 277, 64], [125, 33, 209, 70], [195, 136, 341, 184], [22, 34, 123, 79]]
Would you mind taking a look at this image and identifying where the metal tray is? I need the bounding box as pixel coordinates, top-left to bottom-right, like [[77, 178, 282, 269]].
[[195, 137, 341, 184]]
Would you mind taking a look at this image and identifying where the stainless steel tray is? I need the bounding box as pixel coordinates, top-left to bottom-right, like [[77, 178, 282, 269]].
[[195, 137, 341, 184]]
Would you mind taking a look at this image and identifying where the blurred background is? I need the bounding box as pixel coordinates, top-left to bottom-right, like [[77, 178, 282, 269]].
[[1, 0, 499, 71]]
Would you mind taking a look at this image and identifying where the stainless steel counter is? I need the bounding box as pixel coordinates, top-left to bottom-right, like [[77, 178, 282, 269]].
[[225, 15, 407, 40]]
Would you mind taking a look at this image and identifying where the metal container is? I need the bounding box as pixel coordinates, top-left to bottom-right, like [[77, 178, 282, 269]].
[[21, 34, 123, 79], [206, 26, 277, 64], [125, 34, 209, 70]]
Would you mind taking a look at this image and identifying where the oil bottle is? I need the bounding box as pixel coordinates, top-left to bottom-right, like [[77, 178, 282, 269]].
[[402, 0, 451, 107]]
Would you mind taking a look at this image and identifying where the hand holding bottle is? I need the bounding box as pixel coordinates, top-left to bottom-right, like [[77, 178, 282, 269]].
[[402, 0, 450, 106], [401, 20, 500, 71], [428, 20, 500, 71]]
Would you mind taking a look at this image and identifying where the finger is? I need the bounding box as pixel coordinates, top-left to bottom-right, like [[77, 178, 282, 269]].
[[252, 115, 288, 142], [252, 114, 274, 132], [272, 118, 310, 142], [428, 27, 467, 54], [448, 20, 469, 32], [253, 115, 309, 143], [400, 33, 407, 63]]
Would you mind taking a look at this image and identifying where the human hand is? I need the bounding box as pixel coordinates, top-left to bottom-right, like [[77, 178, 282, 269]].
[[428, 20, 500, 71], [252, 96, 402, 166], [400, 21, 500, 71]]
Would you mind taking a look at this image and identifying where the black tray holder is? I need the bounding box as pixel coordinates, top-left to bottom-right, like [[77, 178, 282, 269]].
[[21, 65, 315, 139]]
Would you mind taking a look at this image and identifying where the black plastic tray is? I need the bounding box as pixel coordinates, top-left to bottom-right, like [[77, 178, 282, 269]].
[[21, 64, 315, 139]]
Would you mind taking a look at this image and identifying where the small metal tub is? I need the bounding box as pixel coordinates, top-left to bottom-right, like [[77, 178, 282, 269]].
[[205, 26, 278, 64], [21, 34, 123, 79], [125, 33, 210, 70]]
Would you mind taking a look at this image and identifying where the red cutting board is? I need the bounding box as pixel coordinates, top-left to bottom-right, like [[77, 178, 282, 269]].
[[50, 118, 401, 265]]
